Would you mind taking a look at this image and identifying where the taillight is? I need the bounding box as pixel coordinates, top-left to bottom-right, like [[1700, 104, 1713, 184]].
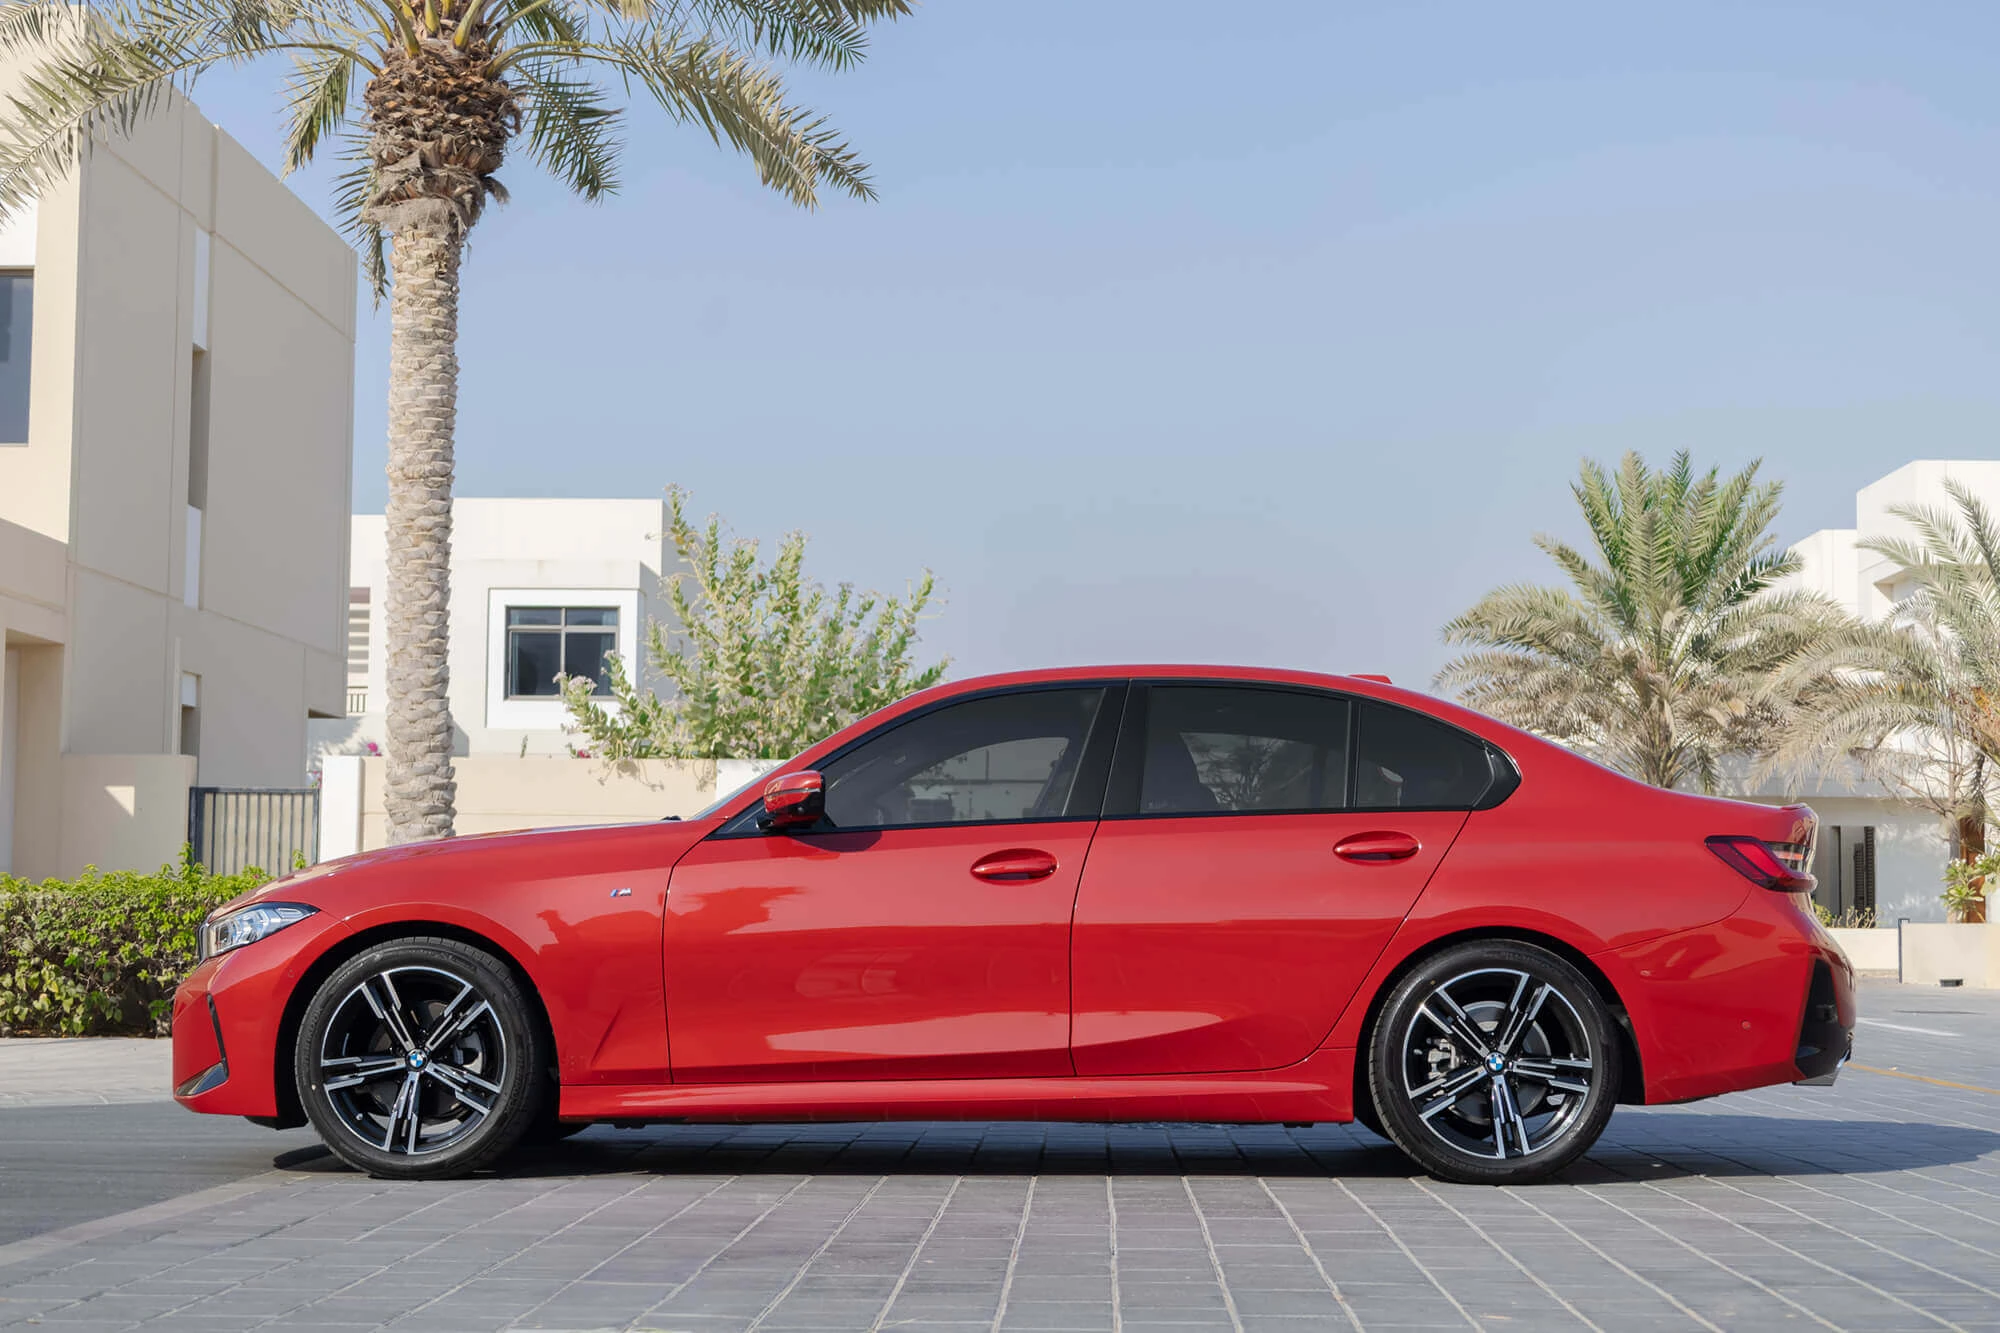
[[1706, 835, 1816, 893]]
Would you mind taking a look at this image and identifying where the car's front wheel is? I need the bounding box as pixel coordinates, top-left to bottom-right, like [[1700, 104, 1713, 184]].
[[295, 937, 546, 1179], [1368, 940, 1619, 1185]]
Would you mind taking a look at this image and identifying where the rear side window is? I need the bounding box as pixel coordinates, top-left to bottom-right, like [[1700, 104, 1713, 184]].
[[1353, 701, 1492, 810], [1138, 686, 1350, 815]]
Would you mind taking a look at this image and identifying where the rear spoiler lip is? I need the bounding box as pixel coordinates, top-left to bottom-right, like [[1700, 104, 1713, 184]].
[[1774, 803, 1820, 855]]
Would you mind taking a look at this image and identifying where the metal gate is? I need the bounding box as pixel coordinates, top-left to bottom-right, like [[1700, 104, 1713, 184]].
[[188, 787, 320, 876]]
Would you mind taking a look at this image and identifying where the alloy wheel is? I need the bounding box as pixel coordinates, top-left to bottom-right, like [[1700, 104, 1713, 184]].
[[1398, 965, 1596, 1162], [316, 964, 508, 1157]]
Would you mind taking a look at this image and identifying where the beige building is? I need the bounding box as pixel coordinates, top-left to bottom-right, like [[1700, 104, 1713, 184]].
[[0, 92, 357, 879]]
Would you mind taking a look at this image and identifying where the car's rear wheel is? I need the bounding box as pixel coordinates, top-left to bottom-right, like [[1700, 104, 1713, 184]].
[[1368, 940, 1619, 1185], [1350, 1088, 1387, 1139], [295, 937, 545, 1179]]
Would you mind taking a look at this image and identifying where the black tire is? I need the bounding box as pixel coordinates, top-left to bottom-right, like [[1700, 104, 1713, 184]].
[[1368, 940, 1619, 1185], [520, 1097, 591, 1145], [294, 936, 547, 1180], [1351, 1090, 1387, 1139]]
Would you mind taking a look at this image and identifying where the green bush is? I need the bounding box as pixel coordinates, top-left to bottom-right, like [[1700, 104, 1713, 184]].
[[0, 850, 269, 1036]]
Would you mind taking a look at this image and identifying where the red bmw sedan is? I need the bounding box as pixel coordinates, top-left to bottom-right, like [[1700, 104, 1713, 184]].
[[172, 666, 1854, 1185]]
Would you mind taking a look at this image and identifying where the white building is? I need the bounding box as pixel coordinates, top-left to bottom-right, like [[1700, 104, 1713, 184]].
[[0, 89, 357, 878], [1756, 460, 2000, 926], [313, 498, 679, 766]]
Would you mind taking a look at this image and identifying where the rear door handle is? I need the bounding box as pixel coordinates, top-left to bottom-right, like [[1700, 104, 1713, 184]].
[[1334, 831, 1421, 864], [970, 849, 1059, 882]]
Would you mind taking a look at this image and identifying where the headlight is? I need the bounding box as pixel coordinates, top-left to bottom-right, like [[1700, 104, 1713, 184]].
[[199, 903, 317, 962]]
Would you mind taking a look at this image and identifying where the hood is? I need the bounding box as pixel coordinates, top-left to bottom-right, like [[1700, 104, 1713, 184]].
[[214, 817, 709, 916]]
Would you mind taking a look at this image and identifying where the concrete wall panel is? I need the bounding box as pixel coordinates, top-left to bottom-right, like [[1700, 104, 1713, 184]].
[[69, 153, 181, 594], [212, 133, 355, 338], [175, 607, 311, 789], [65, 570, 170, 756], [200, 240, 353, 655], [337, 755, 719, 853], [58, 753, 194, 874]]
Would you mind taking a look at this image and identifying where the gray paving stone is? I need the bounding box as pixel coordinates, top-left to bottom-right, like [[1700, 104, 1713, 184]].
[[3, 979, 2000, 1330]]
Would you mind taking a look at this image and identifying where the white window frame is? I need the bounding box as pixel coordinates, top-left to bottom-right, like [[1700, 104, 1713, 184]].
[[485, 586, 640, 731]]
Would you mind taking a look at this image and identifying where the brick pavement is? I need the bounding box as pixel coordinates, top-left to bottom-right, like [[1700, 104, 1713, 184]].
[[3, 979, 2000, 1331]]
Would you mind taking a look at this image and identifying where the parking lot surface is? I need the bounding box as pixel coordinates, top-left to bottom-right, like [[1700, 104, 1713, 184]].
[[3, 978, 1999, 1331]]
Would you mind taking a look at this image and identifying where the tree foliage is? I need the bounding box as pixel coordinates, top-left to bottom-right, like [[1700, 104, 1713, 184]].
[[561, 487, 947, 760], [1438, 451, 1846, 791], [0, 0, 906, 293], [1769, 479, 2000, 858]]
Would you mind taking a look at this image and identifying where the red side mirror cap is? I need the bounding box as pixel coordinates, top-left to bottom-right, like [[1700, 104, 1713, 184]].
[[761, 770, 825, 829]]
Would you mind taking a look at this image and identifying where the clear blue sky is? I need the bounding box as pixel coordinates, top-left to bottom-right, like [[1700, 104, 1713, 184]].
[[188, 0, 2000, 690]]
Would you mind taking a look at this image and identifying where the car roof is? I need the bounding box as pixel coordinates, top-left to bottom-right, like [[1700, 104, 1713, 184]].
[[882, 664, 1525, 749]]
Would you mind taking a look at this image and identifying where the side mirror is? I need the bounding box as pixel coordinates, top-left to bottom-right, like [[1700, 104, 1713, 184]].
[[760, 770, 825, 829]]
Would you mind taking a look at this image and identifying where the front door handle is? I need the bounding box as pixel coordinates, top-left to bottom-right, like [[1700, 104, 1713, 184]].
[[970, 849, 1059, 882], [1334, 831, 1421, 864]]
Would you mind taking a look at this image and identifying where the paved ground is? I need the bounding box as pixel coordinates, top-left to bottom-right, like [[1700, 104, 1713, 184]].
[[0, 1105, 321, 1248], [4, 979, 2000, 1331], [0, 1039, 171, 1109]]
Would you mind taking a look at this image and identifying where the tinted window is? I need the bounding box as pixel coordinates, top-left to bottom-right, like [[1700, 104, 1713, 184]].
[[1353, 702, 1491, 809], [0, 274, 30, 444], [1138, 687, 1349, 815], [816, 688, 1108, 829]]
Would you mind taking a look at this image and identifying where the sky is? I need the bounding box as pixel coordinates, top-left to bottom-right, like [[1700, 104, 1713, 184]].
[[185, 0, 2000, 691]]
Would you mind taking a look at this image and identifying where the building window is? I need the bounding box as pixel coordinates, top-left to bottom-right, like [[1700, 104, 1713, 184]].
[[0, 272, 31, 444], [505, 607, 617, 698], [346, 588, 371, 714], [179, 673, 201, 771]]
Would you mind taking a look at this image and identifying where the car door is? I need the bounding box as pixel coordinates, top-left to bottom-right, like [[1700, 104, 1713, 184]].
[[1071, 684, 1499, 1077], [665, 683, 1124, 1084]]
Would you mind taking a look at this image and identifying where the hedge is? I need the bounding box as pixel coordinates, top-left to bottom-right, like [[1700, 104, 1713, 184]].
[[0, 851, 270, 1036]]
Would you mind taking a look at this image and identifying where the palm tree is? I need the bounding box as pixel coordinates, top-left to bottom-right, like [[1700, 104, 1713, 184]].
[[0, 0, 906, 841], [1438, 451, 1844, 792], [1771, 480, 2000, 869]]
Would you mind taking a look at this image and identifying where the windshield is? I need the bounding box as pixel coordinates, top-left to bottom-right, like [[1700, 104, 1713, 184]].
[[682, 761, 786, 823]]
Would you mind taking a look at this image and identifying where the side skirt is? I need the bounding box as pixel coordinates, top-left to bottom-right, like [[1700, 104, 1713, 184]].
[[560, 1047, 1356, 1125]]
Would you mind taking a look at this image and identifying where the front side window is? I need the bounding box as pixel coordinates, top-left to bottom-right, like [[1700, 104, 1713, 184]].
[[1353, 700, 1492, 809], [505, 606, 617, 698], [1139, 686, 1350, 815], [811, 687, 1110, 830]]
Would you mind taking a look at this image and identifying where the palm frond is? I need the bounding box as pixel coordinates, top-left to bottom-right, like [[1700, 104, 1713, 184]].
[[668, 0, 910, 70], [512, 29, 874, 203], [331, 140, 387, 297], [513, 58, 621, 198], [0, 0, 376, 219], [282, 48, 360, 173]]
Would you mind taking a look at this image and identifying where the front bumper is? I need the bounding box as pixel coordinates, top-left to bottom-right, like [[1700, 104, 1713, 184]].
[[171, 909, 347, 1119]]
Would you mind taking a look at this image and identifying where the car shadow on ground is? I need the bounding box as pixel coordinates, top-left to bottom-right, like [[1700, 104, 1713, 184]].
[[279, 1112, 2000, 1183]]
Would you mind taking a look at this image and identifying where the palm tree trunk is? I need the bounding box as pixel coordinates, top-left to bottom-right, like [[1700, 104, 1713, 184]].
[[381, 222, 462, 843]]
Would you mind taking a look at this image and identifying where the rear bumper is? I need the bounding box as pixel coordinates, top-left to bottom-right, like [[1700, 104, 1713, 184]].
[[1792, 955, 1853, 1085], [1603, 890, 1855, 1105]]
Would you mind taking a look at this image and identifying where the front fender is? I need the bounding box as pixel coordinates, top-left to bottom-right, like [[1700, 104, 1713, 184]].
[[335, 885, 672, 1085]]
